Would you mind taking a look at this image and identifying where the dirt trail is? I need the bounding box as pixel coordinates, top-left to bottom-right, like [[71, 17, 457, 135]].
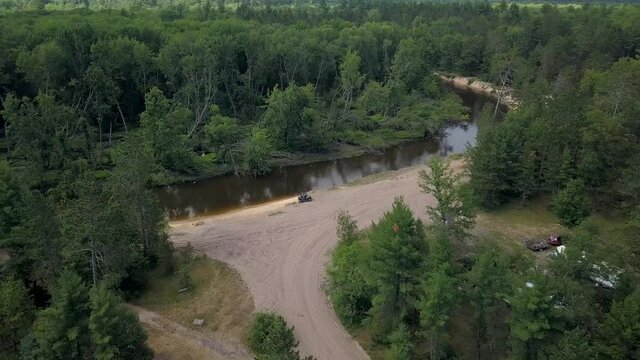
[[129, 304, 252, 360], [170, 161, 461, 359]]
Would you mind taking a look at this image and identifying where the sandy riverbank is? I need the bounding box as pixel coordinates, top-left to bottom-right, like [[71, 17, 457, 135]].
[[437, 72, 518, 109], [169, 159, 464, 359]]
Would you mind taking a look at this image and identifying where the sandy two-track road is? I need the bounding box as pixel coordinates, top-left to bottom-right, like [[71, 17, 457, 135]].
[[170, 161, 458, 359]]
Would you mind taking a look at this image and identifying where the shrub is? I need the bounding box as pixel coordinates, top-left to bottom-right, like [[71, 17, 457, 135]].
[[249, 313, 305, 360], [177, 266, 193, 290], [551, 179, 591, 227]]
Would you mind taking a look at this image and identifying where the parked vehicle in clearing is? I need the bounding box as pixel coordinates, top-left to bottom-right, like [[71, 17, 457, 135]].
[[547, 234, 563, 246], [298, 193, 313, 203], [549, 245, 566, 258], [525, 239, 549, 252], [589, 262, 622, 289]]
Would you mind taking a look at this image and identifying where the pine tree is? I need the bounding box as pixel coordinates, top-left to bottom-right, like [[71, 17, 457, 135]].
[[89, 285, 153, 360], [597, 289, 640, 359], [418, 264, 456, 360], [419, 157, 475, 240], [0, 277, 34, 359], [550, 179, 591, 227], [465, 246, 510, 357], [327, 211, 373, 327], [507, 270, 557, 360], [366, 197, 427, 340], [249, 312, 302, 360], [22, 270, 91, 360], [549, 328, 596, 360], [387, 323, 413, 360]]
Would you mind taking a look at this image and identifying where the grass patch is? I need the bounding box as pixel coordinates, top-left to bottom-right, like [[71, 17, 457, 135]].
[[473, 197, 566, 252], [144, 326, 212, 360], [352, 327, 387, 360], [133, 256, 255, 344], [583, 213, 635, 268], [473, 198, 634, 265]]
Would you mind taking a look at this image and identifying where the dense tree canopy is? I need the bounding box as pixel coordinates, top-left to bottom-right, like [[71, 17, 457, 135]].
[[1, 1, 639, 359]]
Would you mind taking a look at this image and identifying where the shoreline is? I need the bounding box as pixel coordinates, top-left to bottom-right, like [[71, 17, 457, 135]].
[[162, 133, 427, 187], [159, 76, 486, 187], [436, 72, 518, 109], [167, 160, 439, 226], [169, 195, 299, 227]]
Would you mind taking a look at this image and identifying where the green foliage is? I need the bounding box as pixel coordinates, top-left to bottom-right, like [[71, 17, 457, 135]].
[[108, 132, 166, 257], [177, 265, 193, 290], [507, 269, 559, 360], [263, 83, 325, 152], [615, 154, 640, 213], [339, 50, 365, 109], [428, 94, 470, 130], [418, 264, 456, 360], [391, 38, 427, 92], [156, 235, 176, 276], [465, 246, 512, 358], [242, 127, 274, 176], [0, 160, 24, 240], [336, 210, 358, 245], [17, 41, 68, 93], [4, 192, 63, 288], [551, 179, 591, 227], [366, 197, 426, 340], [356, 81, 390, 120], [139, 87, 194, 173], [61, 175, 145, 285], [386, 323, 412, 360], [327, 211, 373, 327], [469, 113, 528, 209], [204, 107, 243, 159], [598, 289, 640, 359], [548, 328, 597, 360], [249, 312, 305, 360], [22, 270, 152, 360], [0, 277, 34, 359], [23, 270, 91, 360], [89, 285, 153, 360], [420, 157, 476, 240], [2, 94, 91, 187], [1, 3, 640, 359], [471, 57, 640, 212]]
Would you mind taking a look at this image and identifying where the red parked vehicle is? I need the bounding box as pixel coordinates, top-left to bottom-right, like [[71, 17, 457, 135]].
[[547, 234, 563, 246]]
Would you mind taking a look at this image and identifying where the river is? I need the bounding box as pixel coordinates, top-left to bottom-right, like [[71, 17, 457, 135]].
[[157, 88, 497, 220]]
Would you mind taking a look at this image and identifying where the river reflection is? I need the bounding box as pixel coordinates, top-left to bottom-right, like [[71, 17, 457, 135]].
[[157, 89, 492, 220]]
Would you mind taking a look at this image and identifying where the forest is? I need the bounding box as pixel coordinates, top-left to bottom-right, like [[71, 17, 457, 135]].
[[0, 0, 639, 359]]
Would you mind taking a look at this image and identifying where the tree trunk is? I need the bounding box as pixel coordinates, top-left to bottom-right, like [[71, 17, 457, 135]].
[[315, 57, 326, 91], [4, 119, 10, 157], [135, 191, 148, 257], [224, 81, 237, 117], [116, 99, 128, 132], [90, 241, 97, 286]]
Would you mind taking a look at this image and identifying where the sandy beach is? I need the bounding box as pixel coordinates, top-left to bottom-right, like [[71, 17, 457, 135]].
[[169, 160, 463, 359]]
